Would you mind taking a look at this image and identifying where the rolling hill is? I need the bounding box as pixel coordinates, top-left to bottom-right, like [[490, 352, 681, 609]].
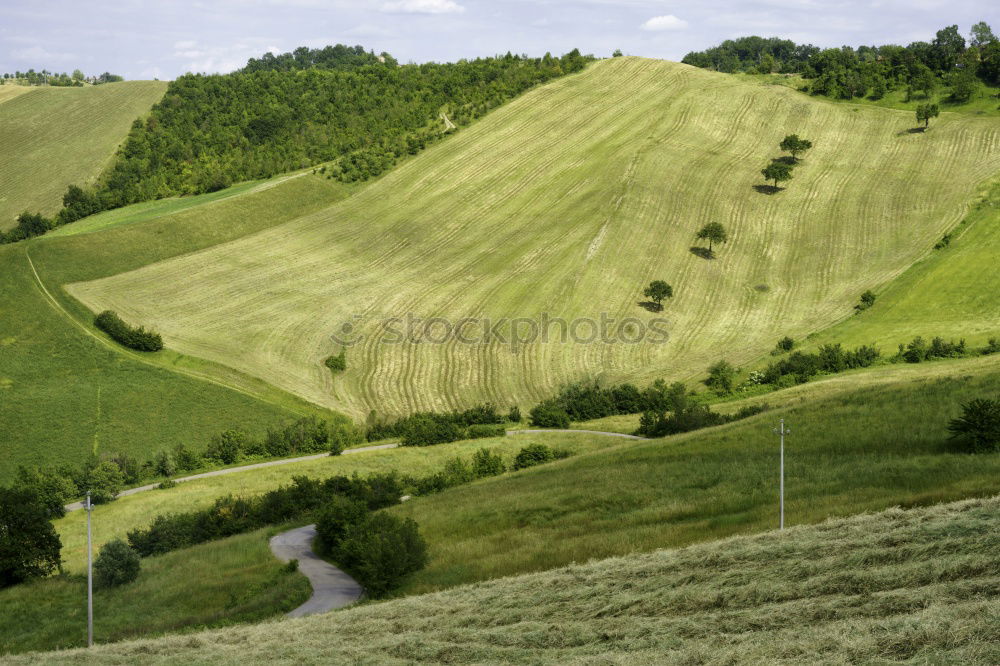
[[15, 495, 1000, 664], [0, 81, 167, 230], [66, 57, 1000, 420], [0, 172, 352, 481]]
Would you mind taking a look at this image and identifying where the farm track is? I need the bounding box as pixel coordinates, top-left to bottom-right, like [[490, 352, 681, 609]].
[[67, 58, 1000, 420]]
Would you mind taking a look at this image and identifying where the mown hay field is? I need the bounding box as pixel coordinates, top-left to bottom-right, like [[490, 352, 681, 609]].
[[69, 57, 1000, 419], [0, 81, 167, 229], [17, 496, 1000, 664], [0, 173, 353, 481]]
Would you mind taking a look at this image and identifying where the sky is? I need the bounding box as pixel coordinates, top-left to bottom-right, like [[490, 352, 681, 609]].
[[0, 0, 994, 80]]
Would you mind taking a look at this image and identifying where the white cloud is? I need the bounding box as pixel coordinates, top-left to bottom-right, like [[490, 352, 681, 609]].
[[10, 45, 77, 62], [174, 40, 197, 49], [640, 15, 688, 31], [381, 0, 465, 14]]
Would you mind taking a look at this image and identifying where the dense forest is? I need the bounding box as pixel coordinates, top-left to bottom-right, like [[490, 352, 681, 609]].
[[682, 22, 999, 101], [1, 46, 590, 243]]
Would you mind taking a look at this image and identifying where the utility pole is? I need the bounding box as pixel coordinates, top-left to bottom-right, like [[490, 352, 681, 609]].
[[773, 419, 790, 529], [86, 491, 93, 648]]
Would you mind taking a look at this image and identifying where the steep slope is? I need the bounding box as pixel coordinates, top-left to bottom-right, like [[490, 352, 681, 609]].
[[18, 496, 1000, 664], [68, 57, 1000, 419], [810, 179, 1000, 351], [0, 172, 349, 481], [0, 81, 167, 229]]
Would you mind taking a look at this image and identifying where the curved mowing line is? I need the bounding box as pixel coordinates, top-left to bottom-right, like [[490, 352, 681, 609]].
[[23, 245, 316, 418]]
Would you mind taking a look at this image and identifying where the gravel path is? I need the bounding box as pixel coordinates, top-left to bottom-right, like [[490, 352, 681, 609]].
[[269, 524, 364, 617], [64, 443, 399, 512]]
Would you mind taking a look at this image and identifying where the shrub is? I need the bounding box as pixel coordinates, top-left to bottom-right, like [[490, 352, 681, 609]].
[[284, 559, 299, 573], [87, 461, 124, 504], [855, 290, 877, 312], [705, 360, 737, 395], [471, 448, 506, 478], [205, 429, 249, 465], [529, 402, 570, 428], [315, 496, 368, 553], [152, 451, 176, 478], [948, 398, 1000, 453], [94, 539, 141, 588], [402, 413, 464, 446], [329, 419, 363, 456], [454, 403, 505, 426], [173, 444, 201, 472], [325, 349, 346, 373], [335, 513, 428, 597], [0, 487, 62, 589], [158, 479, 177, 490], [94, 310, 163, 351], [266, 416, 332, 456], [507, 405, 522, 423], [775, 336, 795, 353], [927, 336, 966, 359], [465, 423, 507, 440], [512, 444, 554, 470], [984, 338, 1000, 355], [902, 336, 928, 363], [13, 467, 76, 519]]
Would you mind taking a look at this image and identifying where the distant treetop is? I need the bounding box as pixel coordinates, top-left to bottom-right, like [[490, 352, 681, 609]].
[[242, 44, 397, 73]]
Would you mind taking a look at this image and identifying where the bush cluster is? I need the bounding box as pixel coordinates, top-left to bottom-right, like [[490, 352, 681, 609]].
[[367, 403, 509, 446], [635, 380, 769, 438], [127, 473, 404, 556], [896, 336, 966, 364], [94, 310, 163, 352], [528, 380, 683, 429], [763, 343, 881, 385], [14, 416, 363, 512]]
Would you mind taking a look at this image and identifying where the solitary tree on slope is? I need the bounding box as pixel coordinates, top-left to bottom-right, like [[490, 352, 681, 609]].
[[779, 134, 813, 161], [696, 222, 729, 254], [761, 162, 793, 190], [643, 280, 674, 310]]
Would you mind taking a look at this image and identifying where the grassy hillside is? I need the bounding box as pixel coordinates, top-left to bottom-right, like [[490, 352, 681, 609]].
[[0, 172, 352, 481], [391, 353, 1000, 593], [48, 431, 619, 574], [0, 528, 308, 655], [18, 495, 1000, 664], [0, 81, 167, 230], [68, 57, 1000, 420], [809, 179, 1000, 351]]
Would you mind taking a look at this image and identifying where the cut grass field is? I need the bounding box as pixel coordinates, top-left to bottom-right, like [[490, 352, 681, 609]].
[[0, 81, 167, 230], [391, 353, 1000, 593], [0, 527, 309, 656], [809, 179, 1000, 351], [68, 57, 1000, 420], [16, 495, 1000, 664], [0, 172, 354, 481]]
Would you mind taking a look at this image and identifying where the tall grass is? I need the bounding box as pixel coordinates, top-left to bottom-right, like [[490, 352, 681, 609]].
[[0, 528, 308, 655], [392, 366, 1000, 592]]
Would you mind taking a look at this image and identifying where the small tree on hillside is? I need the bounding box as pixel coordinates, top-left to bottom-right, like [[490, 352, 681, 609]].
[[915, 103, 940, 128], [696, 222, 728, 253], [642, 280, 674, 310], [779, 134, 813, 161], [704, 360, 737, 395], [0, 488, 62, 589], [761, 162, 793, 190], [947, 397, 1000, 452]]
